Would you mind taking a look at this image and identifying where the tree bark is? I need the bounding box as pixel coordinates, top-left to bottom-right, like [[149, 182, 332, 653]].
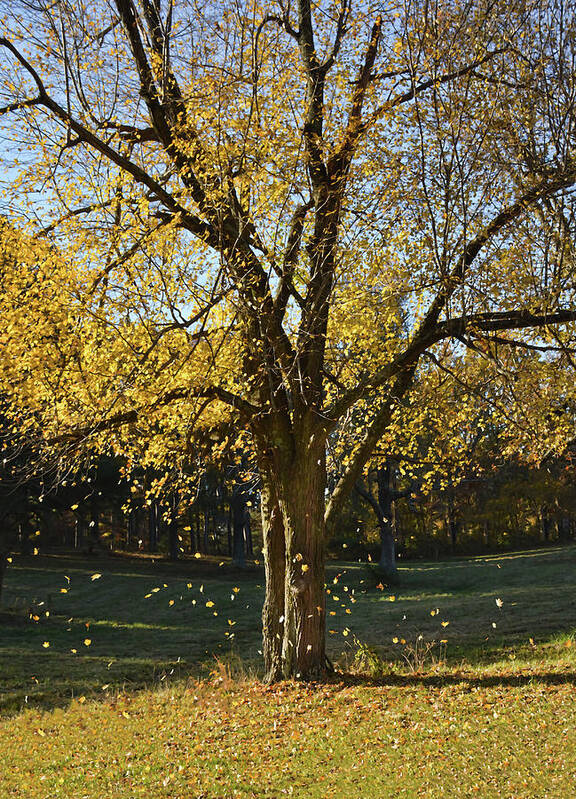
[[244, 508, 253, 556], [275, 444, 327, 680], [540, 505, 551, 542], [169, 492, 179, 560], [148, 501, 159, 553], [376, 463, 398, 579], [260, 475, 286, 682]]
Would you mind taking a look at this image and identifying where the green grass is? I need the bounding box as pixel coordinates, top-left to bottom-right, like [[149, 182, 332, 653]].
[[1, 546, 576, 797]]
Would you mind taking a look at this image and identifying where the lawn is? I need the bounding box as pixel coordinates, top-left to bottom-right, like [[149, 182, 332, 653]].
[[1, 546, 576, 797]]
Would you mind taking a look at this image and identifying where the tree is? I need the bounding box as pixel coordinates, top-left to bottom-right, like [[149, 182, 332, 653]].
[[0, 0, 576, 679]]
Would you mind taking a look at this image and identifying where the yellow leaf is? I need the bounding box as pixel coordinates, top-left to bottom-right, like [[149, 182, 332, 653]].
[[42, 641, 50, 648], [206, 601, 215, 608], [441, 621, 449, 627], [84, 638, 91, 646], [91, 573, 102, 581], [194, 552, 202, 559]]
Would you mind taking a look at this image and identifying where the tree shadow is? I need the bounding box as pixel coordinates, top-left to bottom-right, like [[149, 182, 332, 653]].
[[327, 669, 576, 690]]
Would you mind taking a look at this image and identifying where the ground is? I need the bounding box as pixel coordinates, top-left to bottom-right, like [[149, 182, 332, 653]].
[[1, 546, 575, 797]]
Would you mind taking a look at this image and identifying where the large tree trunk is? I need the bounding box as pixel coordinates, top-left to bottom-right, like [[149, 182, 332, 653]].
[[260, 476, 286, 682], [259, 435, 328, 681], [279, 451, 327, 679]]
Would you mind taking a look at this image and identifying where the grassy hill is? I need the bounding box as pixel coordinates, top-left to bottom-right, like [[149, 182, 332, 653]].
[[1, 546, 575, 797]]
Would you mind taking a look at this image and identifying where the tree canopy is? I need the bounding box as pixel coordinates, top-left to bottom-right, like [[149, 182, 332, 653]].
[[0, 0, 575, 679]]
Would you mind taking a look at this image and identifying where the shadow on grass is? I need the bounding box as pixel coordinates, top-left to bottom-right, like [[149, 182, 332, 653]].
[[328, 669, 576, 689]]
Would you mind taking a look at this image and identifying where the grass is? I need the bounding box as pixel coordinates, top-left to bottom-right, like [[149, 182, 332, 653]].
[[1, 545, 576, 797]]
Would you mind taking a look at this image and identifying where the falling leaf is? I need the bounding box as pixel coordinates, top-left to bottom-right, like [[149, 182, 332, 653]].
[[42, 641, 50, 648], [84, 638, 91, 647], [91, 573, 102, 581], [441, 621, 450, 627], [495, 598, 503, 608], [206, 601, 214, 608], [194, 552, 202, 559]]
